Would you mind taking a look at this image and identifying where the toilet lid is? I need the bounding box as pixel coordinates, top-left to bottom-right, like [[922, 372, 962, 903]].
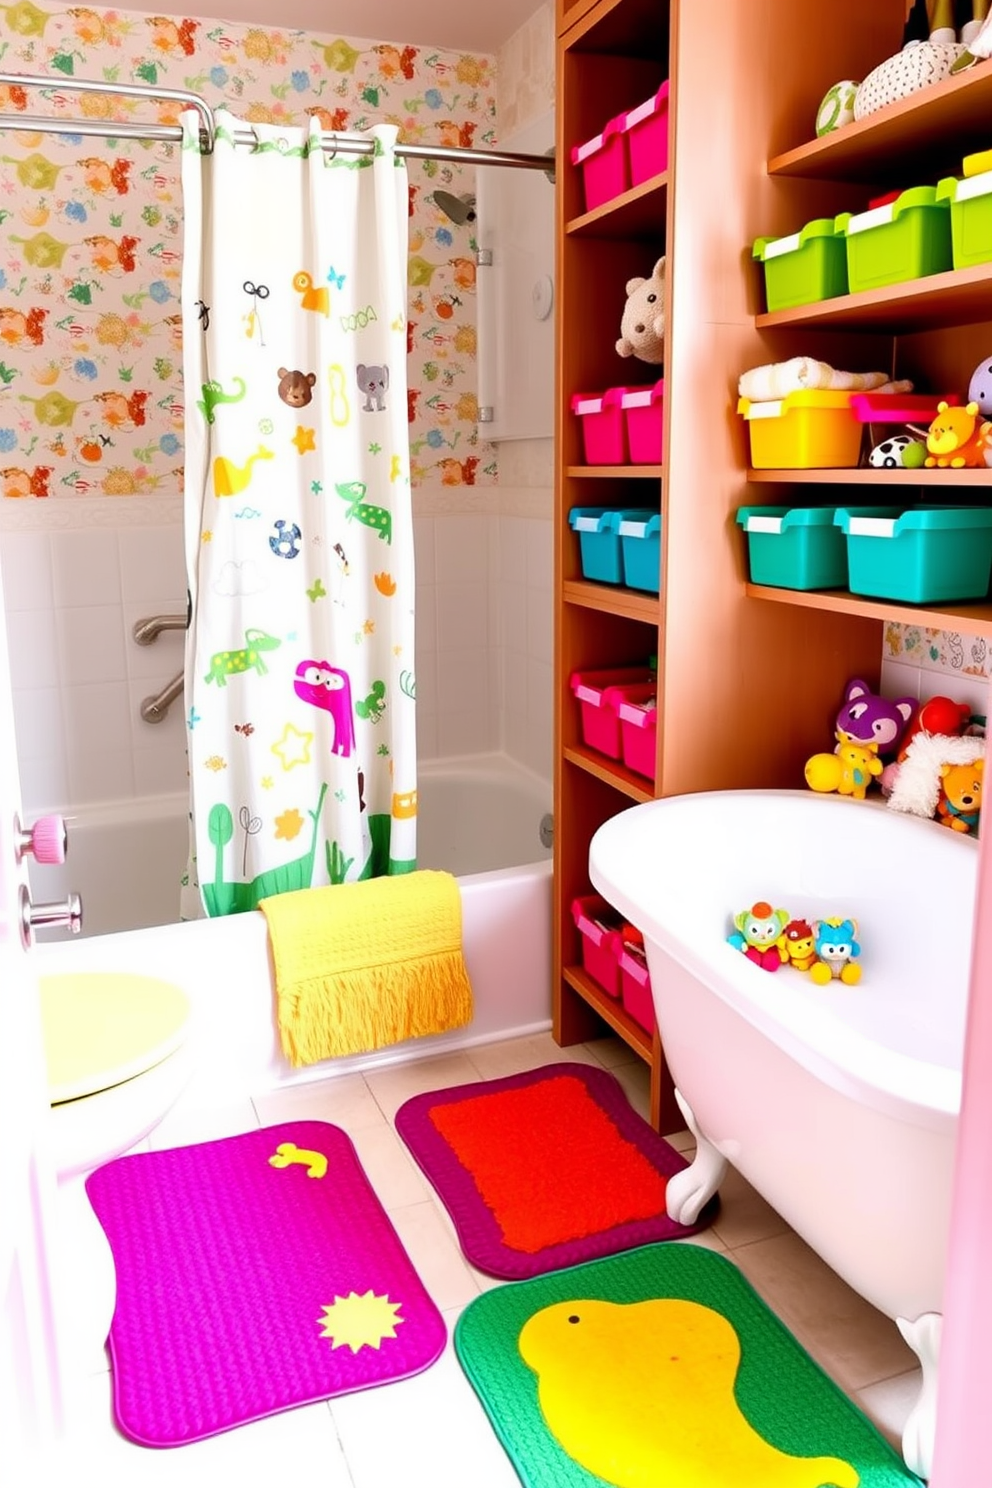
[[39, 972, 190, 1105]]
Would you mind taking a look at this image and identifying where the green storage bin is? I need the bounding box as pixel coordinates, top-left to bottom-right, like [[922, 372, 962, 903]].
[[752, 218, 848, 311], [936, 171, 992, 270], [835, 506, 992, 603], [835, 187, 953, 293], [736, 507, 848, 590]]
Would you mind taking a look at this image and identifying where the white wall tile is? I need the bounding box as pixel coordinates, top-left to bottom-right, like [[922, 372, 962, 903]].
[[68, 746, 135, 805], [436, 649, 491, 717], [879, 659, 922, 705], [5, 606, 60, 691], [498, 516, 529, 585], [0, 531, 53, 612], [118, 525, 185, 603], [51, 530, 122, 608], [56, 606, 127, 687], [501, 581, 528, 655], [436, 582, 489, 651], [413, 516, 436, 585], [525, 516, 553, 590], [10, 685, 63, 763], [16, 751, 68, 816], [434, 513, 490, 585], [526, 582, 553, 666], [133, 741, 190, 796], [437, 707, 492, 757], [62, 681, 131, 754]]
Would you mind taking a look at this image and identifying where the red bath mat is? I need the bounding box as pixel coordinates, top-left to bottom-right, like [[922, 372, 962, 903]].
[[395, 1062, 711, 1279], [85, 1122, 446, 1447]]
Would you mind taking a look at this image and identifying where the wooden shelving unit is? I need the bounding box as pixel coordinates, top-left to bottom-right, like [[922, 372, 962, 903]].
[[553, 0, 992, 1133]]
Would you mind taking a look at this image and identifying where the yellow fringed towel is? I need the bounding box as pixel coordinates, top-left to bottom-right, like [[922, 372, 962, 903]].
[[259, 871, 474, 1067]]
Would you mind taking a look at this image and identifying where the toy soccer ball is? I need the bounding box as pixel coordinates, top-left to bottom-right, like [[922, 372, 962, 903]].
[[815, 81, 859, 137], [868, 434, 926, 469]]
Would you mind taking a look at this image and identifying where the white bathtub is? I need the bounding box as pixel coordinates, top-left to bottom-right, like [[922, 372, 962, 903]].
[[29, 752, 553, 1090], [590, 789, 976, 1480]]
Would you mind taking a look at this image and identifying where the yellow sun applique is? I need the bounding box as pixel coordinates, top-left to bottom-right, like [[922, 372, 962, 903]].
[[292, 425, 316, 455], [317, 1291, 403, 1352], [274, 807, 304, 841], [271, 723, 313, 770]]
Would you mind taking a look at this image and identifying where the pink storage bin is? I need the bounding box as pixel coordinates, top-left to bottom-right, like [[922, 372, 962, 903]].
[[609, 682, 658, 781], [617, 937, 655, 1034], [621, 380, 665, 464], [571, 387, 633, 464], [622, 81, 670, 186], [570, 115, 627, 212], [571, 894, 624, 998], [569, 666, 654, 758]]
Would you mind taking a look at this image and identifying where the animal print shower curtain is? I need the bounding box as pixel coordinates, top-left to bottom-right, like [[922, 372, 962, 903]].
[[179, 114, 416, 918]]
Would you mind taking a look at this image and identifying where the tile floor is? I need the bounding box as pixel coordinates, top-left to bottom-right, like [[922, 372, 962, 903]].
[[39, 1031, 919, 1487]]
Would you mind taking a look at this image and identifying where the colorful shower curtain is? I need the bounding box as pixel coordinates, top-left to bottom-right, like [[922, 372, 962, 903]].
[[180, 114, 416, 918]]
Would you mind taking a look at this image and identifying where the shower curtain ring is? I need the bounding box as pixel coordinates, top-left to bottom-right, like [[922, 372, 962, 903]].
[[326, 131, 338, 160], [250, 126, 260, 153]]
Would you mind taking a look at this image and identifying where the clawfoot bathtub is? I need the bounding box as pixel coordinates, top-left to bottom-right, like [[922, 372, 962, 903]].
[[590, 790, 975, 1481]]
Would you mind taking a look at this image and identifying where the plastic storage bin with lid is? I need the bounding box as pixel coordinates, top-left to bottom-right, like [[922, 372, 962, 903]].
[[621, 380, 665, 463], [834, 506, 992, 604], [737, 390, 863, 469], [570, 115, 627, 213], [936, 165, 992, 270], [834, 186, 953, 293], [620, 81, 669, 186], [752, 218, 848, 312], [571, 894, 624, 997], [569, 664, 654, 758], [606, 680, 657, 780], [736, 506, 849, 590], [568, 507, 657, 585], [616, 930, 655, 1034], [618, 511, 662, 592], [571, 387, 640, 464]]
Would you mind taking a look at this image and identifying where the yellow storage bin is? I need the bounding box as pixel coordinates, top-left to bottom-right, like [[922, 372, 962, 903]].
[[737, 390, 862, 469]]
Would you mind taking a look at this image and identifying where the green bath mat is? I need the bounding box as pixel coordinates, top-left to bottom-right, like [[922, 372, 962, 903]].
[[455, 1243, 922, 1488]]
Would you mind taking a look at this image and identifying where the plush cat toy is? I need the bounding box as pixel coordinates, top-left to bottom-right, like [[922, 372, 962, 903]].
[[616, 256, 665, 366]]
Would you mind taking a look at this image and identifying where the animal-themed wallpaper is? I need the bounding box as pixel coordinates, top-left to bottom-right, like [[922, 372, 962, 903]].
[[0, 1, 496, 499]]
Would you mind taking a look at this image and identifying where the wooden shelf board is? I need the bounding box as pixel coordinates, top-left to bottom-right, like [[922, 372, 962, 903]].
[[562, 965, 653, 1062], [768, 66, 992, 182], [563, 0, 669, 56], [566, 464, 664, 478], [747, 467, 992, 486], [563, 744, 656, 801], [755, 263, 992, 333], [566, 172, 668, 237], [746, 582, 992, 636], [562, 577, 660, 620]]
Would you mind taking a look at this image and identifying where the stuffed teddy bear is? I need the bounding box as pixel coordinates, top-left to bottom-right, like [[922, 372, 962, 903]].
[[616, 256, 665, 366]]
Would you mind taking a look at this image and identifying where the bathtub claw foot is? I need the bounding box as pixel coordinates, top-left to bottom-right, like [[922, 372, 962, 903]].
[[896, 1311, 941, 1480], [665, 1089, 728, 1226]]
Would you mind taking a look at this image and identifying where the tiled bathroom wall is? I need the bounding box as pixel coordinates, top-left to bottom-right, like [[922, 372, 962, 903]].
[[881, 622, 992, 724]]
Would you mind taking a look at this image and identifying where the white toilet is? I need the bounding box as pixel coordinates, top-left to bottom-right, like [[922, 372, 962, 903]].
[[39, 971, 193, 1379]]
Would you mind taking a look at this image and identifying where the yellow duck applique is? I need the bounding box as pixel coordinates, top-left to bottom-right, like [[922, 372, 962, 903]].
[[518, 1297, 859, 1488]]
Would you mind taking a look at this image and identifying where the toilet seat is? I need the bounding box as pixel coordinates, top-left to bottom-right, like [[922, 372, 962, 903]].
[[40, 972, 190, 1104]]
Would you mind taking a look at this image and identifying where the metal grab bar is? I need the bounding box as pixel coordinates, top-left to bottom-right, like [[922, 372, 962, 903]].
[[133, 613, 187, 645], [140, 670, 183, 725]]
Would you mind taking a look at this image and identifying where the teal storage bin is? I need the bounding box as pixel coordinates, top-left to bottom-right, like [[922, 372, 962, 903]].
[[835, 507, 992, 603], [568, 507, 656, 585], [935, 171, 992, 270], [568, 507, 624, 583], [618, 512, 661, 592], [752, 218, 848, 311], [736, 506, 848, 590], [835, 186, 953, 293]]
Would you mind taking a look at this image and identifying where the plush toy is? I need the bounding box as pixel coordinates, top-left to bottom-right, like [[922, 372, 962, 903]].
[[924, 400, 992, 468], [887, 730, 986, 823], [937, 758, 983, 833], [780, 919, 817, 971], [815, 81, 859, 136], [809, 918, 862, 985], [616, 256, 665, 366], [880, 693, 973, 794], [835, 677, 915, 757], [727, 900, 789, 971], [968, 355, 992, 418], [805, 737, 884, 799]]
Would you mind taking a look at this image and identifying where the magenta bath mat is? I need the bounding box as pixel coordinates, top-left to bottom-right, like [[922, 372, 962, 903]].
[[85, 1121, 446, 1447], [395, 1062, 712, 1279]]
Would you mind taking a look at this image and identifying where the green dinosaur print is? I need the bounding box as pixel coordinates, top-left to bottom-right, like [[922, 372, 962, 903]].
[[197, 376, 247, 425]]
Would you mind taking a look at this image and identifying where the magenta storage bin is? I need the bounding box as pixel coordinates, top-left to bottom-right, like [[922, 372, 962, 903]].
[[571, 115, 627, 212], [571, 894, 624, 997], [571, 387, 636, 464], [617, 938, 655, 1033], [610, 682, 658, 781], [621, 380, 665, 463], [622, 81, 670, 185], [569, 666, 654, 758]]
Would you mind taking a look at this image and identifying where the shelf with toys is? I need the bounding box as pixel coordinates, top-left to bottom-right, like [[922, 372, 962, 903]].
[[737, 8, 992, 636]]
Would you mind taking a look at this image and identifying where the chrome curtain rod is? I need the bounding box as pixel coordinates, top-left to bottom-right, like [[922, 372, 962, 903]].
[[0, 71, 556, 174]]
